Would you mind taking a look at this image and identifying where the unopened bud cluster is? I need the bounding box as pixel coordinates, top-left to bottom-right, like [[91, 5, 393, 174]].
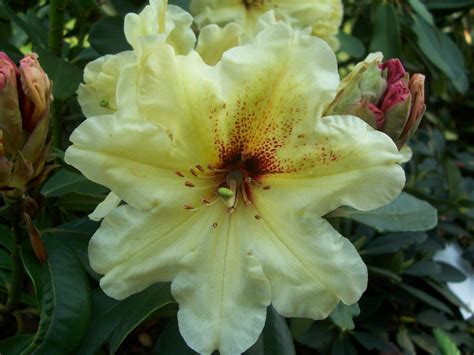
[[325, 53, 426, 149], [0, 52, 53, 195]]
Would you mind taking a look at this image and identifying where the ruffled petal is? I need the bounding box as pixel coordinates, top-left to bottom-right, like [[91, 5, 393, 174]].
[[77, 51, 136, 117], [235, 199, 367, 319], [172, 205, 271, 354], [65, 115, 211, 211], [88, 192, 121, 221], [260, 115, 405, 215], [196, 23, 243, 65]]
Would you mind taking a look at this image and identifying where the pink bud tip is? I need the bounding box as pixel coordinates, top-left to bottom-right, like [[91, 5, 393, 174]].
[[367, 103, 385, 130], [379, 59, 406, 85], [0, 52, 18, 94], [380, 79, 410, 113]]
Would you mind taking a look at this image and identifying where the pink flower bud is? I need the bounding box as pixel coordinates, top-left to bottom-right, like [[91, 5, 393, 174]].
[[367, 103, 385, 130], [380, 79, 411, 113], [379, 59, 406, 85], [19, 53, 52, 132], [401, 74, 426, 140], [0, 52, 18, 94]]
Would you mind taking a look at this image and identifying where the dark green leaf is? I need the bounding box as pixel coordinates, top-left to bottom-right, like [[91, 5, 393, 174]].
[[370, 3, 400, 59], [154, 317, 196, 355], [398, 283, 453, 314], [296, 320, 334, 349], [416, 310, 457, 330], [340, 193, 438, 232], [408, 0, 434, 25], [424, 0, 474, 10], [396, 328, 416, 355], [41, 169, 108, 198], [57, 193, 106, 212], [362, 232, 428, 255], [79, 283, 174, 354], [353, 331, 393, 352], [36, 48, 83, 100], [22, 236, 91, 354], [89, 17, 131, 55], [0, 224, 13, 252], [0, 334, 35, 354], [331, 336, 357, 355], [405, 260, 466, 282], [337, 32, 365, 58]]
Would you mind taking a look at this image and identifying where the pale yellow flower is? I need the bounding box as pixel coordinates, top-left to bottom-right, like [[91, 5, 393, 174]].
[[77, 0, 195, 119], [66, 24, 405, 354], [191, 0, 343, 49]]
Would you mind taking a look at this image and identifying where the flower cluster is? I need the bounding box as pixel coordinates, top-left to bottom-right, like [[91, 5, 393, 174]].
[[66, 1, 425, 353], [0, 52, 53, 196]]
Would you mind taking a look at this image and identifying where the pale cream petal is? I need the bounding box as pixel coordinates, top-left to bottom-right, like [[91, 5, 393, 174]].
[[196, 23, 243, 65], [166, 4, 197, 55], [77, 51, 135, 117], [260, 115, 405, 216], [191, 0, 245, 29], [65, 115, 213, 211], [88, 192, 121, 221], [235, 199, 367, 319], [400, 145, 413, 163], [119, 24, 339, 167], [172, 204, 271, 354], [90, 204, 223, 299]]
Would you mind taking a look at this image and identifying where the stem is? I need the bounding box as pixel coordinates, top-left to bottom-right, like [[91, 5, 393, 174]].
[[48, 0, 68, 57], [3, 195, 25, 314], [48, 0, 67, 149]]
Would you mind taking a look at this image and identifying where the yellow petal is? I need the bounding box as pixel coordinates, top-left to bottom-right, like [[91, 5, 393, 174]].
[[90, 202, 221, 299], [77, 51, 135, 117], [260, 115, 406, 216], [172, 204, 271, 354], [65, 115, 210, 211], [236, 196, 367, 319], [196, 23, 243, 65], [118, 24, 339, 167], [88, 192, 121, 221]]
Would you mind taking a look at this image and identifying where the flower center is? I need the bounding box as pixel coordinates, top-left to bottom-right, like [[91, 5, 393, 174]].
[[176, 157, 271, 218], [242, 0, 266, 9]]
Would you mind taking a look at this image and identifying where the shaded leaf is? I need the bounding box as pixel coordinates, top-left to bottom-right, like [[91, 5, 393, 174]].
[[370, 3, 400, 59], [154, 317, 196, 355], [433, 329, 461, 355], [329, 303, 360, 331], [41, 169, 108, 198], [89, 17, 131, 55], [362, 232, 428, 255], [398, 283, 453, 314]]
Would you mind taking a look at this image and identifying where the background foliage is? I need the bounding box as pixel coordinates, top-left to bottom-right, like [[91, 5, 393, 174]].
[[0, 0, 473, 353]]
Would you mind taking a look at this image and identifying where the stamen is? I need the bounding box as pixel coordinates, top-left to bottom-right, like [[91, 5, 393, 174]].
[[255, 215, 262, 220], [212, 222, 218, 228], [201, 198, 211, 204], [263, 185, 271, 190], [183, 204, 194, 210], [196, 164, 205, 173], [185, 181, 195, 188], [189, 168, 198, 177], [175, 171, 185, 177]]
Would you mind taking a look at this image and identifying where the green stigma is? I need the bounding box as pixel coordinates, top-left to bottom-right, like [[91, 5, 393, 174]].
[[99, 99, 109, 107], [218, 187, 234, 199]]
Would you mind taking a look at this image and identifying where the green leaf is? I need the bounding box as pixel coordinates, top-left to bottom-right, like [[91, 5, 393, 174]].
[[41, 169, 108, 198], [339, 193, 438, 232], [296, 320, 334, 349], [411, 14, 468, 93], [396, 328, 416, 355], [89, 17, 131, 55], [57, 193, 106, 212], [36, 48, 83, 100], [20, 241, 46, 307], [417, 310, 457, 330], [337, 32, 366, 58], [329, 302, 360, 331], [408, 0, 434, 25], [444, 160, 463, 202], [353, 331, 393, 352], [331, 335, 357, 355], [361, 232, 428, 255], [78, 283, 175, 354], [398, 283, 453, 314], [370, 3, 401, 59], [433, 329, 461, 355], [405, 260, 466, 282], [0, 224, 13, 252], [247, 306, 295, 355], [0, 334, 35, 354], [22, 236, 91, 354], [424, 0, 474, 10], [154, 317, 196, 355]]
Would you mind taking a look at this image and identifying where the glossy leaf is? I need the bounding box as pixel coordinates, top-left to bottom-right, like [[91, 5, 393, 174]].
[[329, 303, 360, 331], [370, 3, 400, 59], [41, 169, 108, 198], [361, 232, 428, 255], [89, 17, 131, 54]]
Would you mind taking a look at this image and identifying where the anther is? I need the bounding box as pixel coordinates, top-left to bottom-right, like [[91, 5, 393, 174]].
[[189, 168, 198, 177], [212, 222, 218, 228], [263, 185, 271, 190], [185, 181, 195, 188], [201, 198, 211, 204], [196, 164, 205, 173], [255, 215, 262, 220], [175, 171, 184, 177], [207, 164, 214, 170], [183, 204, 194, 210]]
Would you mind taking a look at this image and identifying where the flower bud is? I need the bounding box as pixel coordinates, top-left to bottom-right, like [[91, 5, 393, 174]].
[[19, 53, 52, 132], [324, 53, 426, 150], [0, 52, 54, 193], [0, 52, 22, 155]]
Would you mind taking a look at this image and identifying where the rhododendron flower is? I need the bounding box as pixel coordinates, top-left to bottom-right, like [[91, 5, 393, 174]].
[[77, 0, 195, 118], [190, 0, 343, 49], [66, 24, 405, 354]]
